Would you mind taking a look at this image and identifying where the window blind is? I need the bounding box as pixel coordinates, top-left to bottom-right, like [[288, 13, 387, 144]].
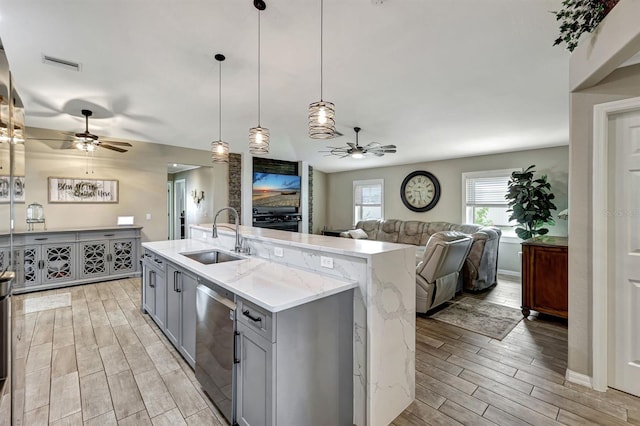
[[465, 175, 510, 206], [354, 183, 382, 205]]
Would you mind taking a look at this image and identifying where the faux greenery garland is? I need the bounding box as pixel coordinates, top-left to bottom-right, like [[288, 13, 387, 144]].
[[553, 0, 619, 52]]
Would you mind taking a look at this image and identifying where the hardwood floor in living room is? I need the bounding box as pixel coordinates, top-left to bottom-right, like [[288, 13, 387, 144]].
[[2, 276, 640, 425], [394, 275, 640, 425]]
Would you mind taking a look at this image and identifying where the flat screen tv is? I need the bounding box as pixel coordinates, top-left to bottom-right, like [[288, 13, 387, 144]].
[[252, 172, 301, 208]]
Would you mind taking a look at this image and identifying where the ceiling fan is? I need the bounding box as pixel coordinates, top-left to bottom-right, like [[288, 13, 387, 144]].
[[71, 109, 132, 153], [320, 127, 396, 159], [29, 109, 133, 153]]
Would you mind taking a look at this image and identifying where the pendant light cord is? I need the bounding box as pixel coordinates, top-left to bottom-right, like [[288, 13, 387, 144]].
[[320, 0, 324, 101], [218, 59, 222, 141], [257, 9, 261, 126]]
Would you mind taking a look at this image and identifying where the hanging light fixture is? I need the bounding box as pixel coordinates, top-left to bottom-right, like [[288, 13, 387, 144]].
[[308, 0, 335, 139], [249, 0, 270, 155], [211, 53, 229, 163]]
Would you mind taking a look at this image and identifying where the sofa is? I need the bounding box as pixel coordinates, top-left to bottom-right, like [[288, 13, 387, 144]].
[[342, 219, 501, 292]]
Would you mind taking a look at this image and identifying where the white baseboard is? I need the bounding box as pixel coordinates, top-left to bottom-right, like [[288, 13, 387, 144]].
[[498, 269, 521, 279], [565, 369, 593, 389]]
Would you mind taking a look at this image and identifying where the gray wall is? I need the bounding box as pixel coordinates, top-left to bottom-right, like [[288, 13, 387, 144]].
[[568, 63, 640, 376], [174, 166, 219, 232], [311, 168, 328, 235], [325, 146, 569, 274], [15, 129, 228, 242]]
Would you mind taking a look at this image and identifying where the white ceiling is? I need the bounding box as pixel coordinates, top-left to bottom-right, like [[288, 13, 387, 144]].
[[0, 0, 569, 173]]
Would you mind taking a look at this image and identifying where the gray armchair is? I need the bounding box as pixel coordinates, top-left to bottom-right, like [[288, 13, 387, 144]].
[[416, 231, 472, 314]]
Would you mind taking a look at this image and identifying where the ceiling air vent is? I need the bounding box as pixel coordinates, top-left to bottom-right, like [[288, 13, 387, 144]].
[[41, 54, 81, 72]]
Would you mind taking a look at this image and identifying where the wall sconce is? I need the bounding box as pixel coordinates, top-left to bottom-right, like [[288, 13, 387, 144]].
[[192, 190, 205, 206]]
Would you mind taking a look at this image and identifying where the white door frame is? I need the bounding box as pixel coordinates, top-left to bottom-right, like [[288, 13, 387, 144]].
[[167, 181, 174, 240], [592, 95, 640, 391], [174, 179, 186, 239]]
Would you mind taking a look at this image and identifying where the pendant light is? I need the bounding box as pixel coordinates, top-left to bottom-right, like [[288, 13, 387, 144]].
[[211, 53, 230, 163], [308, 0, 335, 139], [249, 1, 270, 155]]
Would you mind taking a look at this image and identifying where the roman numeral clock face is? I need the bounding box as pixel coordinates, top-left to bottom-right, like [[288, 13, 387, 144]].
[[400, 171, 441, 212]]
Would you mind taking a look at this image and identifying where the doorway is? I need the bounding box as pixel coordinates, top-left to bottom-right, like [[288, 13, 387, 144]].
[[592, 96, 640, 394], [174, 179, 186, 239], [167, 182, 174, 240]]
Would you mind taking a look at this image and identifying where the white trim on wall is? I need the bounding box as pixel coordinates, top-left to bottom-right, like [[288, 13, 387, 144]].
[[591, 95, 640, 392]]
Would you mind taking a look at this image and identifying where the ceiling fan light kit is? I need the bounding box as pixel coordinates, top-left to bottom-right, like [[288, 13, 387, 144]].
[[72, 109, 132, 153], [308, 0, 336, 139], [248, 1, 270, 155], [321, 126, 397, 159], [211, 53, 229, 163]]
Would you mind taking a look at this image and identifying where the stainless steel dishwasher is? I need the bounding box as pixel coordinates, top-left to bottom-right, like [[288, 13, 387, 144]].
[[195, 282, 237, 425]]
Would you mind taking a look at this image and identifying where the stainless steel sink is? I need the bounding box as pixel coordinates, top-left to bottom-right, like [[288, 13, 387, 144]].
[[181, 250, 242, 265]]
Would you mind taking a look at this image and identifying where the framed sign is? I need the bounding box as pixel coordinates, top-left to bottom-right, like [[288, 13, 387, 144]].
[[48, 177, 118, 203], [0, 175, 25, 203]]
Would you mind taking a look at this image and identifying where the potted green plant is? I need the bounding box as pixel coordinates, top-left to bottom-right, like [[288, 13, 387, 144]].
[[505, 165, 557, 240], [553, 0, 619, 52]]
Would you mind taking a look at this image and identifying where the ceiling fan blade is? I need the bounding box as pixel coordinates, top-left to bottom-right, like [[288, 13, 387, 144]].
[[333, 130, 344, 137], [380, 144, 397, 149], [347, 142, 356, 149], [100, 144, 128, 153], [100, 140, 132, 147]]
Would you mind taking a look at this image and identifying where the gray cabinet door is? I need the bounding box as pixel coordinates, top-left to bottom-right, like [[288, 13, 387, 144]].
[[80, 240, 109, 279], [236, 322, 273, 426], [22, 246, 41, 286], [109, 239, 137, 274], [165, 263, 181, 347], [179, 270, 197, 367], [154, 266, 167, 329], [142, 262, 156, 316], [41, 243, 76, 284]]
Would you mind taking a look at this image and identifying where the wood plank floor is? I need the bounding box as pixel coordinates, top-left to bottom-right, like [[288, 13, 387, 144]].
[[393, 276, 640, 425], [0, 278, 226, 426], [1, 275, 639, 425]]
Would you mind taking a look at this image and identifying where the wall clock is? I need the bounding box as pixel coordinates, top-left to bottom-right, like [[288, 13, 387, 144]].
[[400, 170, 441, 212]]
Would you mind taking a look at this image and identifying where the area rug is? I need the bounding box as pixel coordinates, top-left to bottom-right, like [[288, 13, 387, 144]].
[[429, 297, 523, 340]]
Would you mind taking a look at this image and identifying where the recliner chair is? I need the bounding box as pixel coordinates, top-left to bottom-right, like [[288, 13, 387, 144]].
[[416, 231, 472, 314]]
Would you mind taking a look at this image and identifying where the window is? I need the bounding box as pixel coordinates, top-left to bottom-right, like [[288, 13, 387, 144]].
[[462, 169, 517, 230], [353, 179, 384, 224]]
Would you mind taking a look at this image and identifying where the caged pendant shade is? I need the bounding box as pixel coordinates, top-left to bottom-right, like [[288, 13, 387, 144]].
[[211, 53, 230, 163], [308, 0, 335, 139], [249, 1, 270, 155]]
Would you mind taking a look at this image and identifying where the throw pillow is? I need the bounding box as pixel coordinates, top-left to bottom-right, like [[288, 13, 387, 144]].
[[348, 229, 369, 239]]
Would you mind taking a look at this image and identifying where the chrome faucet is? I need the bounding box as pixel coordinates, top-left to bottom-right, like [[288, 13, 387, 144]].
[[212, 207, 244, 253]]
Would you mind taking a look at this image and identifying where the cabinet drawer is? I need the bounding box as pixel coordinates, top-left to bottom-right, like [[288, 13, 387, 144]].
[[78, 230, 139, 241], [142, 250, 167, 271], [24, 232, 75, 245], [237, 297, 275, 343]]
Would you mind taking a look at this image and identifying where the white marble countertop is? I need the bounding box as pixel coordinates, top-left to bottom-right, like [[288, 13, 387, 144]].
[[190, 223, 414, 258], [142, 239, 357, 313]]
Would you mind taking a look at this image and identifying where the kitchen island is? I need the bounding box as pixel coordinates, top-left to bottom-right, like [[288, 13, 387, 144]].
[[143, 224, 416, 426]]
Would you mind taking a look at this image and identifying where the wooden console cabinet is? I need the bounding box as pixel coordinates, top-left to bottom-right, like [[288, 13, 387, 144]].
[[521, 236, 568, 319]]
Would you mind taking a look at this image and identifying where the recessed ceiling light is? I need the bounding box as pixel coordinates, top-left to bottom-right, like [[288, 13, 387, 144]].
[[41, 54, 81, 72]]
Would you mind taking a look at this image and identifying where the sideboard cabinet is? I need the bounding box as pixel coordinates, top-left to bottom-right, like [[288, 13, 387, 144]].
[[0, 226, 142, 293], [521, 236, 568, 319]]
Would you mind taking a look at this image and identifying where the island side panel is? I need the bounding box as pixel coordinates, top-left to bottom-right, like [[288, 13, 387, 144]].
[[367, 248, 416, 426]]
